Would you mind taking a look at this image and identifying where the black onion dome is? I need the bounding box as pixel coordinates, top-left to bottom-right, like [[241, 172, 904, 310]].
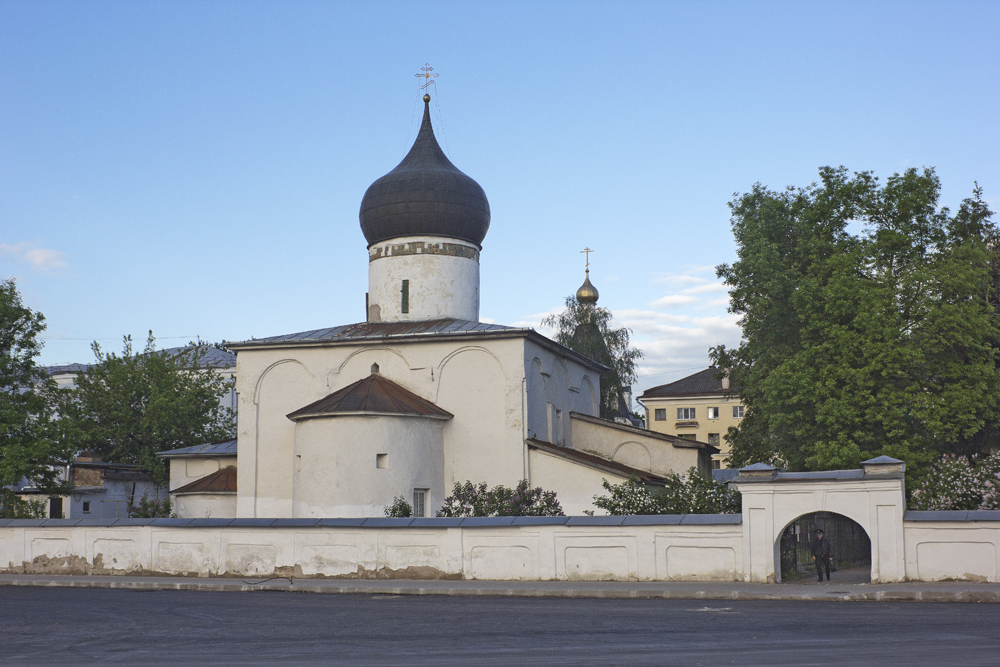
[[360, 96, 491, 248]]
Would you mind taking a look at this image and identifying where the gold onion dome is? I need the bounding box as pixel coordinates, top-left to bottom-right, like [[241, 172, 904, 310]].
[[576, 270, 599, 305]]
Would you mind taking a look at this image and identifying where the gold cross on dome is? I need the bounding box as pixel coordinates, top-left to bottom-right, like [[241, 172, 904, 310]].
[[415, 63, 439, 90], [581, 247, 594, 271]]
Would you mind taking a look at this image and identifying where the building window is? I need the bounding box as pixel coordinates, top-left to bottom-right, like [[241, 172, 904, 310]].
[[413, 489, 428, 518], [376, 453, 388, 469], [82, 501, 91, 514], [708, 433, 720, 447], [733, 405, 745, 418], [707, 407, 719, 419], [401, 279, 409, 314], [654, 409, 666, 421], [678, 434, 697, 441], [677, 408, 696, 420], [712, 459, 721, 470]]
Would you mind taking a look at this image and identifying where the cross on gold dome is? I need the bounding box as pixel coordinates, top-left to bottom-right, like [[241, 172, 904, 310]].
[[581, 247, 594, 272], [415, 63, 439, 91]]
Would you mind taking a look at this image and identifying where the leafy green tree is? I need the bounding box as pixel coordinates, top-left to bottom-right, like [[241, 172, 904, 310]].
[[58, 332, 235, 484], [0, 279, 74, 516], [592, 470, 741, 515], [384, 495, 413, 518], [712, 167, 999, 485], [542, 295, 643, 420]]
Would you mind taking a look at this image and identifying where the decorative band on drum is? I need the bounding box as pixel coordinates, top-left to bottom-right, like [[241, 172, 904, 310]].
[[369, 241, 480, 262]]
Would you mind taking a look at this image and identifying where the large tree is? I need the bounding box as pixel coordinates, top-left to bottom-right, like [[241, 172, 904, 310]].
[[712, 167, 999, 483], [0, 278, 73, 514], [58, 332, 235, 483], [543, 295, 643, 421]]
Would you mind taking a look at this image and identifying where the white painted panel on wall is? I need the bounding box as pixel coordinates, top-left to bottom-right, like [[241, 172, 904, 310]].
[[470, 545, 532, 579], [31, 538, 71, 560], [916, 542, 996, 582], [564, 546, 630, 581], [666, 546, 737, 581], [158, 542, 207, 574], [225, 544, 277, 576], [299, 545, 361, 577], [92, 539, 138, 571], [748, 508, 768, 582], [383, 545, 442, 570], [876, 505, 897, 582]]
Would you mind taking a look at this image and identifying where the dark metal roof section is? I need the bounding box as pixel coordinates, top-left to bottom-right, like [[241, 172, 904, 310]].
[[359, 95, 491, 248], [157, 439, 238, 459], [238, 318, 517, 344], [639, 367, 735, 399], [44, 345, 234, 376], [287, 373, 453, 421], [173, 466, 237, 495], [226, 319, 609, 374]]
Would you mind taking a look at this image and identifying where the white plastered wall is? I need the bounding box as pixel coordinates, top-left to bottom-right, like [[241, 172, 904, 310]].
[[527, 448, 629, 516], [174, 494, 237, 519], [903, 520, 1000, 582], [568, 415, 706, 477], [367, 236, 480, 322], [523, 339, 601, 446]]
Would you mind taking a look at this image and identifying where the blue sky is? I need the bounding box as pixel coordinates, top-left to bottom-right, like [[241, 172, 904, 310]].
[[3, 0, 998, 399]]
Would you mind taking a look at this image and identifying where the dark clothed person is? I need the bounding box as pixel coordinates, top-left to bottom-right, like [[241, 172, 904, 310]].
[[812, 531, 832, 581]]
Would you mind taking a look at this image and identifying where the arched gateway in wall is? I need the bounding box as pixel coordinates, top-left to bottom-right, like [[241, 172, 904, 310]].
[[734, 457, 907, 584]]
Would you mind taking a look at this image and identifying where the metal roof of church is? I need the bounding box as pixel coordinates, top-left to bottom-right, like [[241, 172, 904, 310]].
[[157, 439, 238, 459], [172, 466, 238, 495], [287, 373, 453, 421], [44, 345, 234, 375], [359, 94, 490, 248], [240, 318, 516, 344], [227, 319, 609, 373]]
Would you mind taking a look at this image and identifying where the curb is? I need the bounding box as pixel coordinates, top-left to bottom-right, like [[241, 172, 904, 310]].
[[2, 577, 999, 602]]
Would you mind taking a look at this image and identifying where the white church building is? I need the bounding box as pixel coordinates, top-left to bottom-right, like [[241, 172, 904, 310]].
[[205, 94, 715, 519]]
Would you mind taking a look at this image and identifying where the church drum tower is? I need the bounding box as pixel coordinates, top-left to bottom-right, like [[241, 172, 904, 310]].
[[360, 94, 490, 323]]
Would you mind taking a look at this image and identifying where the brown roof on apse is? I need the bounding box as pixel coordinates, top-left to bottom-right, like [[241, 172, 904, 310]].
[[173, 466, 237, 494], [286, 373, 454, 421]]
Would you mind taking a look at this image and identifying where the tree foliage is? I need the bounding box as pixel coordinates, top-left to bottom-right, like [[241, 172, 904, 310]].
[[592, 470, 741, 515], [712, 167, 999, 484], [436, 480, 564, 517], [0, 278, 74, 514], [57, 332, 235, 484], [910, 452, 1000, 511], [542, 295, 643, 420]]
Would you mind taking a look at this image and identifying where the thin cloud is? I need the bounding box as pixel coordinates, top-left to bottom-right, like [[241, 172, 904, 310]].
[[651, 294, 697, 308], [1, 242, 68, 271]]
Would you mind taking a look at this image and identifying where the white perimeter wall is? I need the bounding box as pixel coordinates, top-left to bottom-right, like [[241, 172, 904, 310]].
[[0, 521, 743, 582], [3, 516, 999, 582]]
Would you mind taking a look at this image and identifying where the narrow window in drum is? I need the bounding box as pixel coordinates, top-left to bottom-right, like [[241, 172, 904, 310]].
[[401, 280, 409, 314]]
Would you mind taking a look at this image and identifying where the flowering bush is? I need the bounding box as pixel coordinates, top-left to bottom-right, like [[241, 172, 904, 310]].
[[437, 480, 564, 517], [383, 495, 412, 518], [911, 452, 1000, 511], [593, 469, 741, 515], [127, 492, 175, 518]]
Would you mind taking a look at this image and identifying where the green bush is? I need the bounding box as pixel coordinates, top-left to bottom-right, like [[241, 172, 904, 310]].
[[911, 452, 1000, 511], [0, 497, 47, 519], [127, 492, 175, 518], [593, 469, 741, 515], [436, 480, 564, 517], [384, 495, 413, 518]]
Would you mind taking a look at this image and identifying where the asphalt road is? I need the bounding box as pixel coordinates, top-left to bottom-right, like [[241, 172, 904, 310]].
[[2, 587, 999, 666]]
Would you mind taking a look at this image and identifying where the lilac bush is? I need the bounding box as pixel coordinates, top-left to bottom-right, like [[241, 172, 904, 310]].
[[127, 492, 175, 518], [911, 452, 1000, 511], [436, 480, 564, 517]]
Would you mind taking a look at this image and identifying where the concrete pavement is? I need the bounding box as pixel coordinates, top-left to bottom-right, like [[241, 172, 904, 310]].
[[2, 573, 999, 602]]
